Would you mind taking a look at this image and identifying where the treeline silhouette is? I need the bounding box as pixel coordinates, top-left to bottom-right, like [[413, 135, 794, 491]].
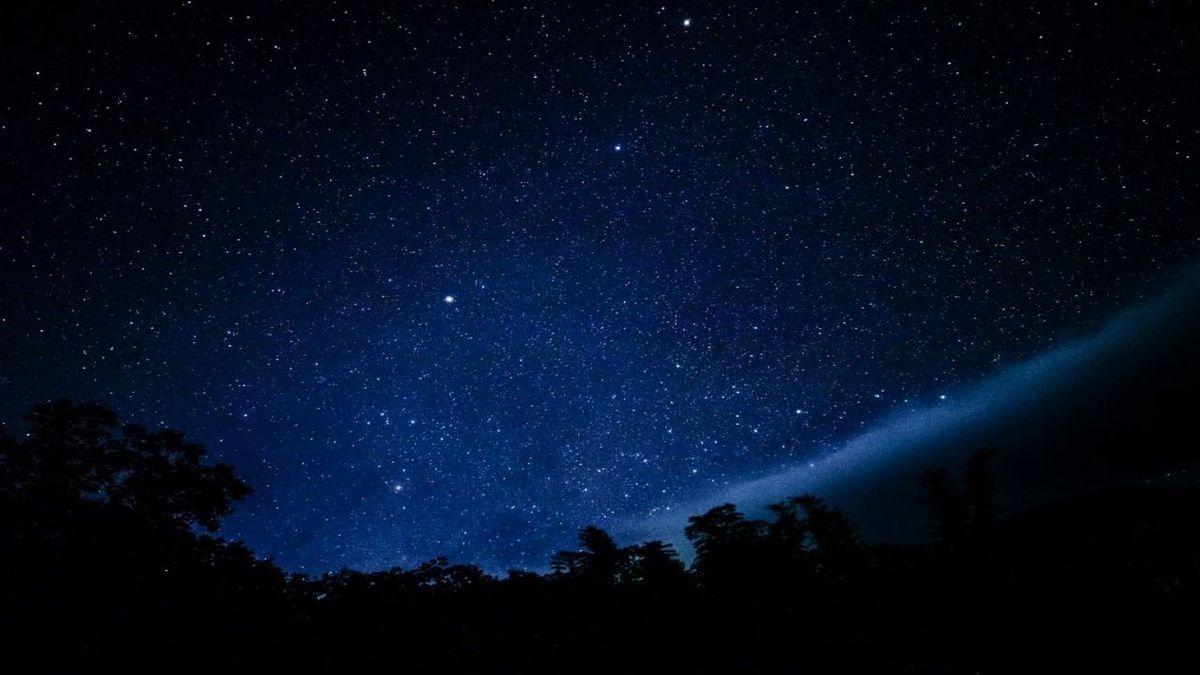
[[2, 400, 1197, 673]]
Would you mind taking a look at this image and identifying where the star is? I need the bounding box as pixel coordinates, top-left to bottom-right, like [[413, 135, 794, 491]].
[[444, 295, 455, 304], [682, 18, 691, 27]]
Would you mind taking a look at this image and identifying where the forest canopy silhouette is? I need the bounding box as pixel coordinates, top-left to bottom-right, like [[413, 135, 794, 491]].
[[2, 399, 1198, 674]]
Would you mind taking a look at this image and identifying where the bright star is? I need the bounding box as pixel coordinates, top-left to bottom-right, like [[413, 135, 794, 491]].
[[614, 144, 623, 152], [444, 295, 455, 304], [683, 18, 691, 27]]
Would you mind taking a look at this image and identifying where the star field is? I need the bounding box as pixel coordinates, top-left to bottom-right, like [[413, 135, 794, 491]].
[[0, 1, 1197, 571]]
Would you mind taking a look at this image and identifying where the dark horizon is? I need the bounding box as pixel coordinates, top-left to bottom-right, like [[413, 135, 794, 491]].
[[4, 393, 1199, 673]]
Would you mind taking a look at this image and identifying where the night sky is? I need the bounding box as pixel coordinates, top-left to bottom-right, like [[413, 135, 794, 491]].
[[1, 1, 1197, 572]]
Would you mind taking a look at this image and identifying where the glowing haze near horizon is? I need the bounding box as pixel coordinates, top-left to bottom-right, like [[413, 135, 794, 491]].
[[0, 2, 1197, 571]]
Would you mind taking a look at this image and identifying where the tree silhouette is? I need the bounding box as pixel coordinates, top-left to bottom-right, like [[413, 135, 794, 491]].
[[552, 528, 689, 592], [767, 495, 863, 580], [551, 525, 624, 586], [921, 449, 996, 552], [922, 466, 968, 546], [0, 401, 279, 675], [624, 540, 688, 588], [1, 399, 249, 532], [413, 556, 490, 591], [963, 449, 997, 536], [685, 503, 768, 587]]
